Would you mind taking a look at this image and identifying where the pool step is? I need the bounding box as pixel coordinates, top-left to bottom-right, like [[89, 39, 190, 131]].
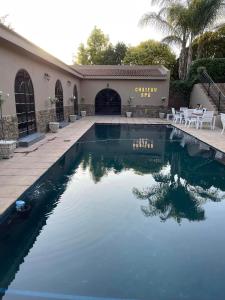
[[18, 132, 45, 147]]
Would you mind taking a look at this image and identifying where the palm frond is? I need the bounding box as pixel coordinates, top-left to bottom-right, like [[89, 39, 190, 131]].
[[162, 35, 183, 46], [190, 0, 225, 35], [150, 0, 179, 6], [139, 10, 173, 35]]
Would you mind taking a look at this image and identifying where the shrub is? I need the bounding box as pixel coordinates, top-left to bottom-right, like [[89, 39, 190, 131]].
[[169, 80, 193, 108], [188, 58, 225, 83]]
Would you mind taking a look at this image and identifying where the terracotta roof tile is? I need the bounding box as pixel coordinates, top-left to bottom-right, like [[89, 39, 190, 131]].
[[72, 65, 168, 78]]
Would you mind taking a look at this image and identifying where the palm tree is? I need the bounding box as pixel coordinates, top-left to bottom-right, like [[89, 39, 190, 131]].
[[139, 1, 191, 80], [186, 0, 225, 72], [140, 0, 225, 79]]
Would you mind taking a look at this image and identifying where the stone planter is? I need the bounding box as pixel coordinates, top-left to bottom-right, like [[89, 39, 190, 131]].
[[0, 140, 17, 159], [159, 112, 165, 119], [126, 112, 132, 118], [81, 111, 86, 117], [69, 115, 77, 122], [49, 122, 59, 133]]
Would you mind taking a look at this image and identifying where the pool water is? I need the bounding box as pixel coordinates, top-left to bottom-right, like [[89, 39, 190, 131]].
[[1, 124, 225, 300]]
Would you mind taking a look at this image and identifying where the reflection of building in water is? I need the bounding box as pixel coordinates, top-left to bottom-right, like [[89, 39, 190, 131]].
[[76, 124, 168, 183], [133, 138, 154, 150], [81, 124, 166, 158]]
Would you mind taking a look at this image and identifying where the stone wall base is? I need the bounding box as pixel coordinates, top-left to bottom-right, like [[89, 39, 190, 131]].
[[122, 105, 168, 118], [77, 104, 168, 118], [0, 115, 18, 140], [79, 104, 95, 116], [64, 106, 74, 121], [36, 109, 56, 133], [0, 105, 169, 140]]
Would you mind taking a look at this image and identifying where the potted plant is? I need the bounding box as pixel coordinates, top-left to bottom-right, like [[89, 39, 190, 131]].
[[159, 97, 167, 119], [0, 91, 17, 159], [69, 96, 77, 122], [126, 96, 134, 118], [48, 97, 60, 133], [80, 97, 86, 117]]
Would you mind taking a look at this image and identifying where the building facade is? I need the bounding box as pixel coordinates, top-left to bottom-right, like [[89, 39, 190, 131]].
[[0, 24, 170, 140]]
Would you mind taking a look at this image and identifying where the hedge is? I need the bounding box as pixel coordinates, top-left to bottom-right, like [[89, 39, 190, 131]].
[[169, 80, 193, 108], [188, 58, 225, 83]]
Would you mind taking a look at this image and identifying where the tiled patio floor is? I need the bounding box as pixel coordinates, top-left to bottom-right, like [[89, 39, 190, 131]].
[[0, 116, 224, 217]]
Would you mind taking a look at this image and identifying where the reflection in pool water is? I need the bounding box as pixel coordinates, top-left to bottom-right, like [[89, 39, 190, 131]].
[[1, 124, 225, 300]]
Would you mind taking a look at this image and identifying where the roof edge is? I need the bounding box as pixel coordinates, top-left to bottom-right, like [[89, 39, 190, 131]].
[[0, 24, 83, 79]]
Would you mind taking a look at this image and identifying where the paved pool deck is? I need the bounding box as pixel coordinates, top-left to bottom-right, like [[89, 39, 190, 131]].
[[0, 116, 224, 217]]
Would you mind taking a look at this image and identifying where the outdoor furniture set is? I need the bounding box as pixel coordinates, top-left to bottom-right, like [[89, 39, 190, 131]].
[[170, 107, 215, 130]]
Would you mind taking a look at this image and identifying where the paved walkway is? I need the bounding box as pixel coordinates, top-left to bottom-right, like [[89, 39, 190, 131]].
[[0, 116, 224, 217]]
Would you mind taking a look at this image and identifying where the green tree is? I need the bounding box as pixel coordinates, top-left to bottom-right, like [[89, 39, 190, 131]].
[[139, 0, 225, 79], [192, 25, 225, 59], [101, 42, 127, 65], [76, 43, 89, 65], [75, 28, 127, 65], [75, 26, 110, 65], [123, 40, 176, 71], [114, 42, 128, 65], [87, 26, 110, 64], [101, 44, 116, 65], [140, 2, 191, 79], [186, 0, 225, 73]]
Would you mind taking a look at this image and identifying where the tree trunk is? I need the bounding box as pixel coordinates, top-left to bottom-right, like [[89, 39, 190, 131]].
[[179, 49, 187, 80], [186, 35, 193, 78], [196, 35, 203, 59], [178, 33, 188, 80]]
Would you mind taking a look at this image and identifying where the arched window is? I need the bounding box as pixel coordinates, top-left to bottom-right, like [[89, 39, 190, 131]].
[[73, 85, 78, 115], [95, 88, 121, 115], [14, 69, 36, 138], [55, 80, 64, 122]]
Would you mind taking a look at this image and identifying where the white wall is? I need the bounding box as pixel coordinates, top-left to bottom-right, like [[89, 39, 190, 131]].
[[190, 84, 217, 112]]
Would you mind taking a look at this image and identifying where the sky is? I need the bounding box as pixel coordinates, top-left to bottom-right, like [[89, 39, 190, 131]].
[[1, 0, 166, 64]]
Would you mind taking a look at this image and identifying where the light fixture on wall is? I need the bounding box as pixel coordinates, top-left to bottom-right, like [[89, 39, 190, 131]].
[[44, 73, 50, 81], [106, 83, 110, 88], [69, 95, 76, 102], [67, 80, 71, 87]]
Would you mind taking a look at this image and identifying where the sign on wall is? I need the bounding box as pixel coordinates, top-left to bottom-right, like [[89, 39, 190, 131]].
[[134, 87, 158, 98]]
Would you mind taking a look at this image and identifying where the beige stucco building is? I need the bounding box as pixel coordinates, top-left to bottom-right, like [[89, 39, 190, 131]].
[[0, 24, 170, 140]]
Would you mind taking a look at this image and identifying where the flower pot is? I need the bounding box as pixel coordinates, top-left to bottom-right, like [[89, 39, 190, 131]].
[[0, 140, 17, 159], [49, 122, 59, 133], [159, 112, 165, 119], [126, 112, 132, 118], [69, 115, 77, 122], [81, 111, 86, 117]]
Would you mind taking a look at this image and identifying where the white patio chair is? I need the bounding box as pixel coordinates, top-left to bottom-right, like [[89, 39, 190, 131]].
[[198, 111, 214, 130], [221, 113, 225, 134], [180, 107, 188, 116], [184, 109, 196, 127], [172, 108, 182, 123]]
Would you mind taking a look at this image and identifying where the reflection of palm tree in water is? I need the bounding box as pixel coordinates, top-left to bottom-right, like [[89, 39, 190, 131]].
[[133, 152, 224, 224]]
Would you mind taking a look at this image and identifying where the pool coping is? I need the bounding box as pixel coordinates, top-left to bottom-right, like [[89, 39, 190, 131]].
[[0, 116, 224, 221]]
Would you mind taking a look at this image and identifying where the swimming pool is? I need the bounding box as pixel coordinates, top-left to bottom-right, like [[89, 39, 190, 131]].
[[1, 124, 225, 300]]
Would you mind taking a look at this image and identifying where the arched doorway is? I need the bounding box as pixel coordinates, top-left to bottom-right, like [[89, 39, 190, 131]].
[[73, 85, 78, 115], [55, 80, 64, 122], [15, 69, 37, 138], [95, 88, 121, 115]]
